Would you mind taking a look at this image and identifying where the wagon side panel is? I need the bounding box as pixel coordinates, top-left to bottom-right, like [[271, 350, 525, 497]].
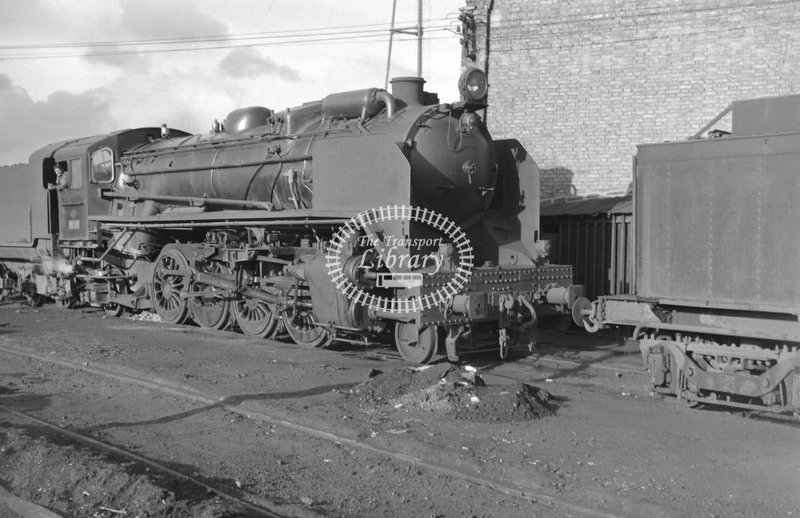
[[635, 133, 800, 313]]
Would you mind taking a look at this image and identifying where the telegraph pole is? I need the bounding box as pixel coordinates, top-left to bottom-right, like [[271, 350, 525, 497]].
[[416, 0, 422, 77], [385, 0, 424, 88]]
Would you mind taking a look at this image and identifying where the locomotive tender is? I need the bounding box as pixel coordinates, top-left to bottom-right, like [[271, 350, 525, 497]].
[[0, 70, 583, 363], [578, 94, 800, 414]]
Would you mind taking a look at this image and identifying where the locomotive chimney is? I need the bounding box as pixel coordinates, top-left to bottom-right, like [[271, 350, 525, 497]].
[[390, 77, 425, 106]]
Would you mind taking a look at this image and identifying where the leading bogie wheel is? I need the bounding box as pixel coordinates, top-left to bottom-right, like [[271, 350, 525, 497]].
[[151, 247, 190, 325], [394, 323, 439, 364]]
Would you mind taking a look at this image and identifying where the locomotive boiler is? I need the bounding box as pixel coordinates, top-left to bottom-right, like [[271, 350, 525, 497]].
[[118, 77, 493, 226], [0, 69, 583, 363]]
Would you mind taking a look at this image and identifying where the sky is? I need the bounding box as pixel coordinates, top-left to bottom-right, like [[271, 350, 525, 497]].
[[0, 0, 466, 166]]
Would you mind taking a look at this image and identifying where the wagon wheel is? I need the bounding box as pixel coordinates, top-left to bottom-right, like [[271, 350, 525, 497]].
[[151, 247, 190, 325], [188, 261, 232, 330], [283, 309, 331, 347], [394, 322, 439, 364], [232, 295, 279, 338]]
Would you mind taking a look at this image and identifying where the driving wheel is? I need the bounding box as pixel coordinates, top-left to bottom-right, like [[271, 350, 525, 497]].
[[151, 247, 190, 325], [232, 295, 279, 338], [188, 261, 232, 330], [283, 309, 330, 347]]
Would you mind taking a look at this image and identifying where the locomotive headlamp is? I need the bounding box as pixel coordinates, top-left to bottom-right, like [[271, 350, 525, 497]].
[[459, 67, 489, 103]]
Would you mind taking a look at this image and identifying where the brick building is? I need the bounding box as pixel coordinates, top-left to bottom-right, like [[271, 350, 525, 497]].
[[461, 0, 800, 198]]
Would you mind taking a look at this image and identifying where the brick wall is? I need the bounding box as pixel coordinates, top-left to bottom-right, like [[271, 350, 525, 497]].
[[463, 0, 800, 198]]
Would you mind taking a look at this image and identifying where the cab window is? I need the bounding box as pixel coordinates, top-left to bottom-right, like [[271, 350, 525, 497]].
[[68, 158, 82, 189], [90, 148, 114, 183]]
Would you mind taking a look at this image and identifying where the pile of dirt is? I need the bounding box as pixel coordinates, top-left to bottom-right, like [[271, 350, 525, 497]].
[[0, 426, 245, 517], [352, 365, 559, 422]]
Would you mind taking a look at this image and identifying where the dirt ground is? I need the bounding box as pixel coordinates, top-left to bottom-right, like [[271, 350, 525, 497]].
[[0, 300, 798, 517]]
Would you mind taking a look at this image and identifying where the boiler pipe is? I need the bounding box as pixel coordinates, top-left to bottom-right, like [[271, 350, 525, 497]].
[[128, 155, 312, 176]]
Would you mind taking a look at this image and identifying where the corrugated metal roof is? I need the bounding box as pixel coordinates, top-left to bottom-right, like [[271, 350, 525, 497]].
[[540, 195, 632, 217]]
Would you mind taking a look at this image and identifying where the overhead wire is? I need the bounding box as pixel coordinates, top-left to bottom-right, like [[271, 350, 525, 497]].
[[0, 19, 443, 50], [0, 33, 455, 61], [0, 18, 454, 52], [0, 18, 458, 62], [3, 1, 796, 58]]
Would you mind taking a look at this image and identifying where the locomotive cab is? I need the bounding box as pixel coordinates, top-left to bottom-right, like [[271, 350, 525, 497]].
[[44, 136, 117, 242], [13, 128, 190, 306], [46, 128, 191, 243]]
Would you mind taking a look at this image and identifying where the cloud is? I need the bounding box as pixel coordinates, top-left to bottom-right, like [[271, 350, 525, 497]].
[[0, 0, 464, 166], [82, 0, 230, 70], [0, 74, 113, 165], [120, 0, 227, 40], [218, 48, 301, 81]]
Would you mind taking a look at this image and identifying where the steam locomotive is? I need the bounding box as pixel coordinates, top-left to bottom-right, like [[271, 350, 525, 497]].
[[576, 94, 800, 414], [0, 69, 583, 363]]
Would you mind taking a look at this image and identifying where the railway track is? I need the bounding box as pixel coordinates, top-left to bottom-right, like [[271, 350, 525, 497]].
[[0, 342, 622, 518], [0, 403, 284, 518]]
